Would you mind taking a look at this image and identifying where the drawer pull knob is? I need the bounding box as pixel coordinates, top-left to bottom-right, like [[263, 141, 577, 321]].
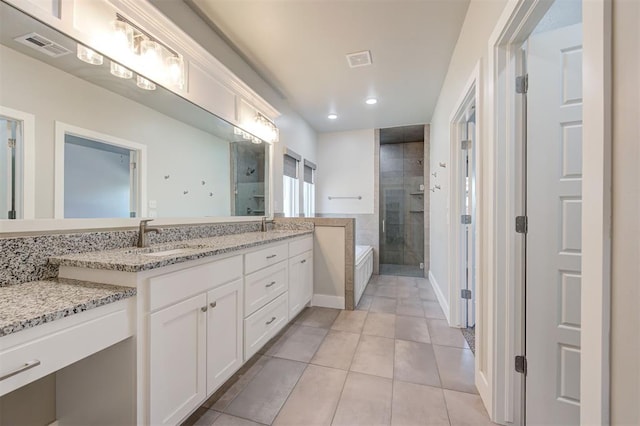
[[266, 254, 277, 259], [201, 306, 208, 312], [301, 259, 307, 264], [266, 316, 277, 325], [265, 281, 276, 288], [0, 360, 41, 381], [210, 301, 217, 308]]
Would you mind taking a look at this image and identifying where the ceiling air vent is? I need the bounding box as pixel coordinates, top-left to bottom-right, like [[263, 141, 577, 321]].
[[346, 50, 372, 68], [14, 32, 71, 58]]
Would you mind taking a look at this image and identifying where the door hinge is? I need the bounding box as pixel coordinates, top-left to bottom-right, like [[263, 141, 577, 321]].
[[461, 289, 472, 300], [515, 216, 528, 234], [461, 139, 472, 150], [515, 355, 527, 374], [516, 74, 528, 94], [7, 138, 16, 149], [461, 214, 472, 225]]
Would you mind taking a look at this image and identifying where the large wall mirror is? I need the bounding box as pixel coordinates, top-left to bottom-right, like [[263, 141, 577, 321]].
[[0, 1, 272, 224]]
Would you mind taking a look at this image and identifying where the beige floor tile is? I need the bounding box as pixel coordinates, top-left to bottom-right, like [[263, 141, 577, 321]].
[[428, 319, 470, 349], [364, 284, 379, 296], [423, 300, 446, 319], [273, 364, 346, 426], [356, 295, 373, 311], [375, 275, 399, 286], [311, 330, 360, 370], [224, 358, 306, 425], [415, 278, 432, 290], [394, 339, 441, 387], [332, 372, 393, 426], [183, 407, 222, 426], [266, 325, 328, 362], [331, 310, 368, 333], [396, 276, 417, 288], [443, 389, 496, 426], [395, 315, 431, 343], [211, 413, 265, 426], [396, 287, 420, 299], [295, 307, 341, 329], [433, 345, 477, 394], [419, 287, 438, 301], [370, 297, 397, 314], [375, 285, 397, 298], [391, 381, 449, 426], [350, 334, 395, 378], [396, 299, 425, 317], [362, 312, 396, 338], [209, 356, 271, 411]]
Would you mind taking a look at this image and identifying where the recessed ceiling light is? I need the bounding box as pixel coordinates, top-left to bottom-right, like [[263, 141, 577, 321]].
[[328, 114, 338, 120], [366, 98, 378, 105]]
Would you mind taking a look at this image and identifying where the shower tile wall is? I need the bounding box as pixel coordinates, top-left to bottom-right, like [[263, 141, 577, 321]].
[[380, 141, 425, 267]]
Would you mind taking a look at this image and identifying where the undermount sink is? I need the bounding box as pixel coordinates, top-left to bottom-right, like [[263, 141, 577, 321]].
[[122, 244, 210, 257]]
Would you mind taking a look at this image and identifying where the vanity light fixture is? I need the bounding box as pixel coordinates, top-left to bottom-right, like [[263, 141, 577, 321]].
[[328, 113, 338, 120], [136, 75, 156, 91], [365, 98, 378, 105], [254, 113, 279, 143], [76, 44, 103, 65], [110, 61, 132, 79]]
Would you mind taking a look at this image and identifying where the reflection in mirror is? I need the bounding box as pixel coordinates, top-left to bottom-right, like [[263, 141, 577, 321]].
[[0, 1, 272, 221], [1, 116, 22, 219]]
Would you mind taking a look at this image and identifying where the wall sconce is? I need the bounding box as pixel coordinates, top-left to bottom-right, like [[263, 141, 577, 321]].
[[77, 44, 103, 65]]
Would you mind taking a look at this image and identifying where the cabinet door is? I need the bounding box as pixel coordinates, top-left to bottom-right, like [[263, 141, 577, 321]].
[[150, 293, 207, 425], [288, 251, 313, 319], [207, 279, 244, 394]]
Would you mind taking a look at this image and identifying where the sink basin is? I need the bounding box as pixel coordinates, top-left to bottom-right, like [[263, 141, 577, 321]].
[[121, 244, 210, 257]]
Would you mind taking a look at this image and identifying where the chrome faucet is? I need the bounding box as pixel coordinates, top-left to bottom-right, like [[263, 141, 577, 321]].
[[137, 219, 161, 248]]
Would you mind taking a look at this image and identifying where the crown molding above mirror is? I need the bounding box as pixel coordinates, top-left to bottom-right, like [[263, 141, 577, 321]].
[[0, 0, 280, 232]]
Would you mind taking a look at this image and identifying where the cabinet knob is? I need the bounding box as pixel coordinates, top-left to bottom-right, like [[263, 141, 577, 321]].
[[265, 316, 276, 325], [266, 254, 277, 259], [210, 301, 217, 308], [201, 306, 208, 312], [265, 281, 276, 288]]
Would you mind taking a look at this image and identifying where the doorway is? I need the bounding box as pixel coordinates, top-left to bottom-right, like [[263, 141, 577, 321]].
[[378, 125, 426, 277]]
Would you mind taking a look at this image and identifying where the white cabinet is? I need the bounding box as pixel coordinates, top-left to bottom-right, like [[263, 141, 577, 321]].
[[206, 279, 243, 394], [149, 293, 207, 426], [244, 292, 289, 360], [288, 250, 313, 319], [244, 261, 288, 316]]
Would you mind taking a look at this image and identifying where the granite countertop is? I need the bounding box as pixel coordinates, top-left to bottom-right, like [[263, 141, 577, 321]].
[[49, 229, 313, 273], [0, 278, 136, 337]]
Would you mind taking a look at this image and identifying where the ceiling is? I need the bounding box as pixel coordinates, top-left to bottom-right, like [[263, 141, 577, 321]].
[[187, 0, 470, 133]]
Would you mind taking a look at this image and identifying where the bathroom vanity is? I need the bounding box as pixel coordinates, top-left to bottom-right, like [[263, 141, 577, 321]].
[[48, 229, 314, 425]]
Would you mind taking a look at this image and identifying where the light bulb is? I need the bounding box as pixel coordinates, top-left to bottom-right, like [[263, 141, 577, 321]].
[[112, 20, 134, 56], [77, 45, 103, 65], [141, 40, 162, 69], [136, 75, 156, 91], [165, 56, 184, 89], [328, 114, 338, 120], [110, 61, 132, 79], [366, 98, 378, 105]]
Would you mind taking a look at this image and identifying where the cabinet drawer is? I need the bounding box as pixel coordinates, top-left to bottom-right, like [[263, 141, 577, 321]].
[[244, 243, 288, 274], [289, 236, 313, 257], [244, 292, 288, 360], [245, 261, 288, 317], [0, 300, 133, 397], [149, 255, 243, 312]]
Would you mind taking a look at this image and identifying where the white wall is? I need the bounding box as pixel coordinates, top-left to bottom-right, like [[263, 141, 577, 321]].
[[611, 0, 640, 423], [316, 129, 375, 215], [428, 0, 507, 306], [0, 45, 231, 219], [148, 0, 318, 216]]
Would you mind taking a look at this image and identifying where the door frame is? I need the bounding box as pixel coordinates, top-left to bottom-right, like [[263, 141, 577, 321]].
[[0, 106, 35, 219], [485, 0, 611, 424]]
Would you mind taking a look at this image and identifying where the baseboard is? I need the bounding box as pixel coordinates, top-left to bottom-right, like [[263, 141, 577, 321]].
[[312, 294, 345, 310], [428, 270, 451, 324], [47, 421, 59, 426]]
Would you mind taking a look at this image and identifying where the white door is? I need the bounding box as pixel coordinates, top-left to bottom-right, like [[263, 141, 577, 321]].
[[207, 279, 244, 394], [150, 293, 207, 425], [526, 23, 582, 424]]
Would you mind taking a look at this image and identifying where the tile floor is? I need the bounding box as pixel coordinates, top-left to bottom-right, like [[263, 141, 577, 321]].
[[183, 274, 495, 426]]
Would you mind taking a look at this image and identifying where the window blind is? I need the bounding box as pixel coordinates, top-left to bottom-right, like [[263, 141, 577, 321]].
[[303, 159, 316, 184], [283, 149, 300, 178]]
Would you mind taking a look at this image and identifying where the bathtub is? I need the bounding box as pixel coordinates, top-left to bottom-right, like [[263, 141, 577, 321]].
[[354, 245, 374, 307]]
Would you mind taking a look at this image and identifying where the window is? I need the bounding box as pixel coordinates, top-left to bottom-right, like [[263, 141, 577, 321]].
[[303, 159, 316, 217], [283, 149, 300, 217]]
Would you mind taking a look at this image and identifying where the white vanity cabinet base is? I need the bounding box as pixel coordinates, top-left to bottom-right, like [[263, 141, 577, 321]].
[[207, 279, 243, 394], [245, 243, 288, 274], [150, 293, 207, 426], [244, 292, 288, 360], [288, 250, 313, 320]]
